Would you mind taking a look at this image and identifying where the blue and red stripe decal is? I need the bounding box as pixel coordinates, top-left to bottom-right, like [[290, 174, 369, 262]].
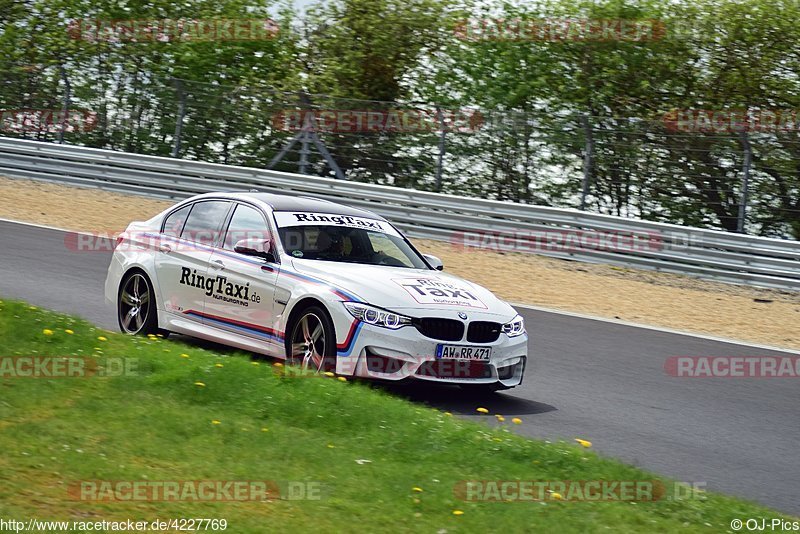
[[336, 320, 363, 357], [184, 310, 284, 342], [184, 310, 363, 356], [275, 269, 363, 303]]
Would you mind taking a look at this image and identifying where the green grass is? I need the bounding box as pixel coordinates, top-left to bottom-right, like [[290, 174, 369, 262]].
[[0, 298, 789, 533]]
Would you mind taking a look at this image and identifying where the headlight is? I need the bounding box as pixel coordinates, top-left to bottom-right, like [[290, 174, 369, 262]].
[[343, 302, 412, 330], [502, 314, 525, 337]]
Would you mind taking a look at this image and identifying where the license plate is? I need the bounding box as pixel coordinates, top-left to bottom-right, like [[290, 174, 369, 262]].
[[436, 344, 492, 361]]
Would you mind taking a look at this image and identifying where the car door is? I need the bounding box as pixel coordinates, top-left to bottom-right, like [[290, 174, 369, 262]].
[[154, 200, 233, 324], [203, 202, 281, 351]]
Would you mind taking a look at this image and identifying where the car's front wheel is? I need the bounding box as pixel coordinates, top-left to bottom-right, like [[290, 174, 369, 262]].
[[287, 306, 336, 373], [117, 271, 159, 336]]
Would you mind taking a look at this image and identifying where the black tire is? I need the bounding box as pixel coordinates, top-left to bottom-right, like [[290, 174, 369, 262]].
[[285, 305, 336, 373], [117, 271, 160, 336]]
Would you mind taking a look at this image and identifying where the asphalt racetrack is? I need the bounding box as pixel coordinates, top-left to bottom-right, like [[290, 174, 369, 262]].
[[1, 219, 798, 514]]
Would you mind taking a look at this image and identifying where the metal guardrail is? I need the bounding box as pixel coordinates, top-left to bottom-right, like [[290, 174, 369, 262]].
[[0, 136, 798, 290]]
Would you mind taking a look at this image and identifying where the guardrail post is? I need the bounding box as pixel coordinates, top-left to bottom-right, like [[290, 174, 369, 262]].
[[737, 131, 752, 234], [171, 79, 186, 158], [580, 113, 594, 210]]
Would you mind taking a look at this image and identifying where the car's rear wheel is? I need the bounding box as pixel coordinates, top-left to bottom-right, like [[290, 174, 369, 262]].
[[287, 306, 336, 373], [118, 271, 159, 336]]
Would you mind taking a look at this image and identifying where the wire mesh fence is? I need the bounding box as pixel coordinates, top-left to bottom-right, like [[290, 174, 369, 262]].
[[1, 64, 798, 239]]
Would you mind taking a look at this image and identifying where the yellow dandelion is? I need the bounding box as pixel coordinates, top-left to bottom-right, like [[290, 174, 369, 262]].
[[194, 382, 206, 387], [42, 329, 54, 336], [452, 510, 464, 516], [64, 329, 74, 335], [495, 415, 506, 422], [511, 417, 522, 425], [551, 492, 563, 500], [251, 361, 260, 366], [412, 487, 423, 493], [261, 427, 269, 432], [180, 353, 190, 358], [215, 363, 224, 368], [323, 371, 335, 377], [476, 407, 489, 414], [156, 334, 164, 338], [337, 376, 347, 382], [574, 438, 592, 448], [327, 444, 335, 448], [97, 336, 108, 342], [273, 362, 284, 368], [211, 420, 221, 425], [443, 412, 452, 417]]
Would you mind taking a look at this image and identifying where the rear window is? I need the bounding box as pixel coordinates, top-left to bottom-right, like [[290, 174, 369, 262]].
[[162, 205, 191, 238]]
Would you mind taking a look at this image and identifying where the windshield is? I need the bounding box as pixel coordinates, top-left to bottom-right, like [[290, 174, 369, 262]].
[[274, 212, 428, 269]]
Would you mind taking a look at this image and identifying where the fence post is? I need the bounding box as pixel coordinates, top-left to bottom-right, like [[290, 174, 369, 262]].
[[171, 79, 186, 158], [737, 131, 752, 233], [299, 131, 311, 174], [298, 93, 312, 175], [434, 106, 446, 192], [580, 113, 594, 210], [57, 64, 71, 144]]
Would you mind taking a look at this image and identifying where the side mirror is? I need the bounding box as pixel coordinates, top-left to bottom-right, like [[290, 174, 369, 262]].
[[423, 254, 444, 271], [234, 238, 274, 261]]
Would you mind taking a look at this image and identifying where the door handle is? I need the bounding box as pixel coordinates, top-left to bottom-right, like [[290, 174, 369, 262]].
[[159, 243, 172, 253], [210, 259, 225, 271]]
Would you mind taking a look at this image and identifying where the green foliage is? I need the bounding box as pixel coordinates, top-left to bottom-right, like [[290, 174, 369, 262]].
[[1, 0, 798, 237]]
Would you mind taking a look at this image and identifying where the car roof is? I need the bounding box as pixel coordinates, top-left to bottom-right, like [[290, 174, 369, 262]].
[[196, 192, 387, 221]]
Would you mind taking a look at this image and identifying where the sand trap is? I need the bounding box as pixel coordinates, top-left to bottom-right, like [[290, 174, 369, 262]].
[[1, 175, 797, 350]]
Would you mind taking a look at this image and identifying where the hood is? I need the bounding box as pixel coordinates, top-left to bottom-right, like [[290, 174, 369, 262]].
[[289, 259, 517, 320]]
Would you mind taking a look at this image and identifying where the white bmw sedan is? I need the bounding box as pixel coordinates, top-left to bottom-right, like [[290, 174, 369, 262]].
[[105, 192, 528, 391]]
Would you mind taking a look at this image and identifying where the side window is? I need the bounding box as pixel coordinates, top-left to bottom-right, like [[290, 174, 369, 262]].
[[367, 232, 415, 267], [180, 201, 231, 246], [162, 204, 191, 238], [223, 204, 270, 251]]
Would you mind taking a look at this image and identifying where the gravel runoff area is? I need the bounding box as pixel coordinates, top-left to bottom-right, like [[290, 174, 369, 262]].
[[1, 175, 798, 350]]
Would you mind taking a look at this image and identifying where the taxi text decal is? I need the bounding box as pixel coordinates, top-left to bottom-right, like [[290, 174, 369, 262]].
[[393, 278, 487, 308]]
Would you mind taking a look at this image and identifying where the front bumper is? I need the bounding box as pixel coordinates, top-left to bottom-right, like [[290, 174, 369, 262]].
[[334, 320, 528, 388]]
